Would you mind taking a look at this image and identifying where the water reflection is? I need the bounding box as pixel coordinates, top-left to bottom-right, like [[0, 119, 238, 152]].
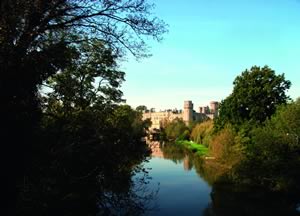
[[204, 184, 300, 216], [147, 141, 300, 216], [146, 141, 211, 215], [153, 141, 216, 185], [98, 163, 159, 216]]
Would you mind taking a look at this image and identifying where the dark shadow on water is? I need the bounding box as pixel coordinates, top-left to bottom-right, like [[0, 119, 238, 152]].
[[16, 136, 159, 216], [203, 184, 300, 216], [97, 162, 160, 216]]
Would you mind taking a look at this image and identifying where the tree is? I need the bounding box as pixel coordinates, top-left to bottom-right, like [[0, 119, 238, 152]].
[[24, 37, 157, 215], [136, 105, 148, 113], [215, 66, 291, 130], [238, 99, 300, 190], [164, 118, 189, 140], [1, 0, 166, 113], [44, 39, 125, 113], [1, 0, 166, 138], [190, 120, 213, 146], [209, 125, 242, 164], [31, 102, 152, 215], [0, 0, 166, 212]]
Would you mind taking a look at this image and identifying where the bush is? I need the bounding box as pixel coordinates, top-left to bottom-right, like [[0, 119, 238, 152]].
[[239, 99, 300, 190], [190, 120, 213, 146], [164, 118, 189, 140], [209, 125, 243, 166], [177, 129, 190, 141]]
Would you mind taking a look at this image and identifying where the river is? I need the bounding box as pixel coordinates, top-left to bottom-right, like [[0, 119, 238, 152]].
[[133, 142, 300, 216]]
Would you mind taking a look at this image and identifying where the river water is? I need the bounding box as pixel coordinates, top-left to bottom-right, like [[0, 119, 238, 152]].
[[134, 142, 300, 216]]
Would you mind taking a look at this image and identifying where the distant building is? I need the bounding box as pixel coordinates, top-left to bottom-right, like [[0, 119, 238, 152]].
[[142, 100, 219, 130]]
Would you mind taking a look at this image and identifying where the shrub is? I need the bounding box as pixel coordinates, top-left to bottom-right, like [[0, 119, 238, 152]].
[[190, 120, 213, 146], [239, 99, 300, 190], [164, 118, 189, 140], [209, 125, 243, 166]]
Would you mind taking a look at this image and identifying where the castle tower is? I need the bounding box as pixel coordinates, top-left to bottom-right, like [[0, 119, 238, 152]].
[[199, 107, 203, 114], [210, 101, 219, 116], [183, 101, 193, 124], [199, 106, 209, 114]]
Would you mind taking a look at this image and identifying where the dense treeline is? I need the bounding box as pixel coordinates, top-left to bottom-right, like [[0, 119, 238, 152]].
[[237, 99, 300, 190], [211, 66, 299, 191], [163, 66, 300, 192], [0, 0, 166, 215]]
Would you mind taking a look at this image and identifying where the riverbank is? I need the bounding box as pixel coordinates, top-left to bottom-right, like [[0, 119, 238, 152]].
[[175, 140, 208, 156]]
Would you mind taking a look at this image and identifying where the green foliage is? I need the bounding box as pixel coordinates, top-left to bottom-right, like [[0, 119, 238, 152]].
[[1, 0, 167, 214], [238, 100, 300, 190], [45, 39, 125, 112], [164, 118, 189, 140], [181, 129, 191, 140], [109, 105, 149, 139], [190, 120, 213, 146], [209, 125, 244, 165], [34, 102, 151, 215], [206, 65, 300, 192], [176, 140, 208, 156], [136, 105, 148, 112], [214, 66, 291, 131], [32, 39, 154, 214]]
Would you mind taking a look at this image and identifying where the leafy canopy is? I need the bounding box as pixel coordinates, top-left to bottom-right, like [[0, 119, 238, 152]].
[[45, 39, 125, 114], [215, 65, 291, 130], [1, 0, 167, 125]]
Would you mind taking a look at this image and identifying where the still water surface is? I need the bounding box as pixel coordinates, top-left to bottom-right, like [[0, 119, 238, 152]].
[[138, 142, 212, 216], [144, 157, 211, 215], [136, 142, 300, 216]]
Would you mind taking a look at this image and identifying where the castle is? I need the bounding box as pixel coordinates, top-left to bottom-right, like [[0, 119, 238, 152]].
[[142, 100, 219, 130]]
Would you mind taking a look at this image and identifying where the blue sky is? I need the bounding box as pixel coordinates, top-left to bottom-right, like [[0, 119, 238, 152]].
[[121, 0, 300, 110]]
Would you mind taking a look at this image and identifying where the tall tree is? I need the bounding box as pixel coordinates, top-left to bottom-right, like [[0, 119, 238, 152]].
[[0, 0, 167, 125], [0, 0, 166, 211], [215, 66, 291, 130], [21, 40, 152, 214]]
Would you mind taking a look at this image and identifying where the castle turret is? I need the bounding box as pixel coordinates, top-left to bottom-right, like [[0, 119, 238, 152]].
[[199, 107, 203, 113], [183, 100, 193, 124], [209, 101, 219, 117], [199, 106, 209, 114]]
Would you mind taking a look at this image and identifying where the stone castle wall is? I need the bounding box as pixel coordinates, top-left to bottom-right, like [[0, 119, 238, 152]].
[[143, 111, 183, 129], [142, 100, 219, 130]]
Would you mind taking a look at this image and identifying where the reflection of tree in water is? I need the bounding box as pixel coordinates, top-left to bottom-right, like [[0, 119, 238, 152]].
[[161, 143, 216, 180], [160, 143, 232, 186], [161, 142, 193, 169], [161, 143, 300, 216], [161, 143, 222, 185], [192, 157, 231, 186], [203, 184, 300, 216], [193, 153, 300, 216], [16, 137, 157, 216], [194, 153, 300, 216], [97, 163, 159, 216]]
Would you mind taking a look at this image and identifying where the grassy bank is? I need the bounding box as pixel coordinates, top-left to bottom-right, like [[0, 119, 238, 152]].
[[175, 140, 208, 156]]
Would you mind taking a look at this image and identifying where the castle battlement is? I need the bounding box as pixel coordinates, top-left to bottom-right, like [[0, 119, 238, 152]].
[[142, 100, 219, 130]]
